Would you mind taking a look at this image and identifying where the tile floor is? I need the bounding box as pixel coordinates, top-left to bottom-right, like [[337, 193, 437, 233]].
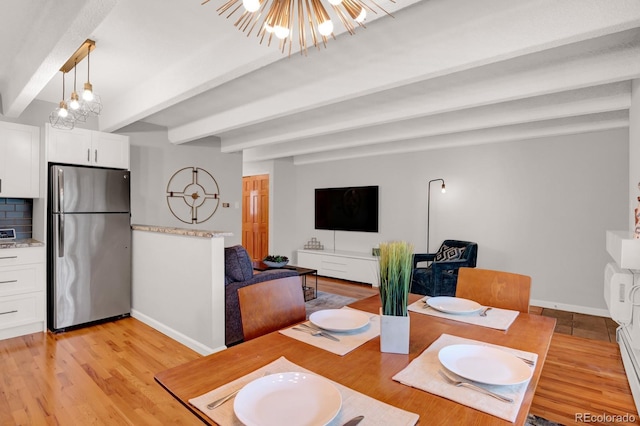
[[530, 306, 619, 342]]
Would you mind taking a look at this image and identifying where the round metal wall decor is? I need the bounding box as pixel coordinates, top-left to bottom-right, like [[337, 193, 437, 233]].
[[166, 167, 220, 224]]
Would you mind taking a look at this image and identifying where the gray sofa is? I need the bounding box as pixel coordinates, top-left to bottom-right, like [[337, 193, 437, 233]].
[[225, 245, 298, 346]]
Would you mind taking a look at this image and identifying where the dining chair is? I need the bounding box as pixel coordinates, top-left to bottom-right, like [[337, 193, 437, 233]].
[[455, 267, 531, 313], [237, 276, 306, 341]]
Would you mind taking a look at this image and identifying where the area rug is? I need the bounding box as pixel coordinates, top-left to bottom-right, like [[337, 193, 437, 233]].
[[305, 290, 357, 318]]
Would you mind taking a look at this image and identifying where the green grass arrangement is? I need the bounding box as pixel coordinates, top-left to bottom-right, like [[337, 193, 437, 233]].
[[379, 241, 414, 317]]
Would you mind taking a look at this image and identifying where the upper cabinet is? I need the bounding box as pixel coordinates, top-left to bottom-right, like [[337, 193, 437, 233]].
[[0, 122, 40, 198], [46, 124, 130, 170]]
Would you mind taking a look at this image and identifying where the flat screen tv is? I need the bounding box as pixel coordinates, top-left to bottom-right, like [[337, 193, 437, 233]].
[[315, 186, 379, 233]]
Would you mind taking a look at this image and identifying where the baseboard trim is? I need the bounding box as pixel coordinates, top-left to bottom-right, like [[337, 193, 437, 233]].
[[530, 299, 611, 318], [131, 309, 226, 355]]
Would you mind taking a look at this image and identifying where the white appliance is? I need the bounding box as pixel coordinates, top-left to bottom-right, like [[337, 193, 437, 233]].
[[604, 261, 634, 324], [605, 230, 640, 414]]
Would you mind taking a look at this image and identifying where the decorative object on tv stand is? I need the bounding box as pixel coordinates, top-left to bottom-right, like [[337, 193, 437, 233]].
[[304, 237, 324, 250], [203, 0, 393, 55], [166, 167, 220, 224], [49, 40, 102, 130], [378, 241, 413, 354], [426, 178, 446, 252], [263, 255, 289, 268]]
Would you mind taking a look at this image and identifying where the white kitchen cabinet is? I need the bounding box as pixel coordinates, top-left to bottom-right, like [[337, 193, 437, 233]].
[[0, 122, 40, 198], [0, 246, 46, 340], [46, 124, 130, 169], [297, 249, 379, 286]]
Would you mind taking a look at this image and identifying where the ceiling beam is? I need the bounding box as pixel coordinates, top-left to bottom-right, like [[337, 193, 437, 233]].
[[242, 83, 631, 161], [223, 35, 640, 153], [292, 112, 629, 165]]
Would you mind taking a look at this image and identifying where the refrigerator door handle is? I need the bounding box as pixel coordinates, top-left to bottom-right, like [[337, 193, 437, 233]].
[[57, 168, 64, 214], [58, 215, 65, 258]]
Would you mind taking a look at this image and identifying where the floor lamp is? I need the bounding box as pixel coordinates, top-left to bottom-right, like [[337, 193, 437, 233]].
[[427, 178, 446, 252]]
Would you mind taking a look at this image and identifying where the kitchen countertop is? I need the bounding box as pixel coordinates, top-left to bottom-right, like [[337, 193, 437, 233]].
[[131, 224, 233, 238], [0, 238, 45, 249]]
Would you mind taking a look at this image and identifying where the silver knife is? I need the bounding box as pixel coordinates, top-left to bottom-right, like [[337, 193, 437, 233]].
[[342, 415, 364, 426], [299, 323, 340, 341]]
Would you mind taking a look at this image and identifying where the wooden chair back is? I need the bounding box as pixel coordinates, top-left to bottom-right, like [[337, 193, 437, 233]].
[[238, 276, 306, 341], [456, 267, 531, 313]]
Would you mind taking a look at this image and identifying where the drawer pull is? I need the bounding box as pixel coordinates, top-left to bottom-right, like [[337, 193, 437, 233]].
[[0, 280, 18, 284], [0, 310, 17, 316], [0, 256, 18, 260]]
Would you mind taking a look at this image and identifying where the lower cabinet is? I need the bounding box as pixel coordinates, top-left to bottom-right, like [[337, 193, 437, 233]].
[[297, 249, 379, 286], [0, 246, 45, 340]]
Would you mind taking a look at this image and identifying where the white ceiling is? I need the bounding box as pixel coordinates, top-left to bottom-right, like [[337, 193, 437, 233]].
[[2, 0, 639, 164]]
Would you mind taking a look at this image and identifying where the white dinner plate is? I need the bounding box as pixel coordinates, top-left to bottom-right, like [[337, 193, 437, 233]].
[[438, 344, 533, 385], [309, 309, 370, 332], [234, 372, 342, 426], [426, 296, 483, 314]]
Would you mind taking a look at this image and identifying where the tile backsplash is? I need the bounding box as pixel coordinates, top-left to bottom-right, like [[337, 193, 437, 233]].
[[0, 198, 33, 239]]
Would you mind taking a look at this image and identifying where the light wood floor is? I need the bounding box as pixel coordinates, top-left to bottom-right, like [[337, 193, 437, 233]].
[[0, 278, 637, 425]]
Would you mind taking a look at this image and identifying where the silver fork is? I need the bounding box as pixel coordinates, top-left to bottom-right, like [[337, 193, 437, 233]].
[[292, 326, 323, 337], [207, 371, 269, 409], [516, 355, 535, 366], [479, 307, 492, 316], [438, 370, 513, 403]]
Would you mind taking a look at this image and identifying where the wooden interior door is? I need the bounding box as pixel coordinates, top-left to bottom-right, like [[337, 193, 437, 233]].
[[242, 174, 269, 261]]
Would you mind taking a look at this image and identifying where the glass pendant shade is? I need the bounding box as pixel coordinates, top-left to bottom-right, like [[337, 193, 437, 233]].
[[66, 62, 88, 123], [81, 45, 102, 116], [49, 72, 75, 130]]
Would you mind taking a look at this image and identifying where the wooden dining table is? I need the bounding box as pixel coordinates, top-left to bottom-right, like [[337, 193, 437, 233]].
[[155, 294, 556, 425]]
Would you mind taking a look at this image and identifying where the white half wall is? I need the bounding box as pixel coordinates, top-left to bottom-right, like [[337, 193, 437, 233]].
[[631, 79, 640, 231], [122, 122, 242, 246], [292, 129, 629, 314]]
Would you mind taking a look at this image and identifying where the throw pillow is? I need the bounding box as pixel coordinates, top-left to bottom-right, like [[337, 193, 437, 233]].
[[434, 245, 465, 262]]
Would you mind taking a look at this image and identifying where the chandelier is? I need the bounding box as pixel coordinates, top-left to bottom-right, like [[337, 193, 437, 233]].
[[204, 0, 393, 54], [49, 40, 102, 130]]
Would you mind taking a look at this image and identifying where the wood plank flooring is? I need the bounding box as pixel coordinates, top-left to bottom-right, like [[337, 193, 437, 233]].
[[0, 277, 636, 425]]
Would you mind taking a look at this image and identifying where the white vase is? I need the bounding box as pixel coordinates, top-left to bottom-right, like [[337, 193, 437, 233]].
[[379, 308, 410, 354]]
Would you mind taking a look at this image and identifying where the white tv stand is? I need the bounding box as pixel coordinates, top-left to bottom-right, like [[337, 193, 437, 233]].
[[296, 249, 379, 287]]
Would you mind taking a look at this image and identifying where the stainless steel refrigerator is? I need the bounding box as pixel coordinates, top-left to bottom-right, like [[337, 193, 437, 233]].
[[47, 165, 131, 332]]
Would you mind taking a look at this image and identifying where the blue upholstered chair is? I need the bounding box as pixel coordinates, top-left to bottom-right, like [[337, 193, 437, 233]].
[[410, 240, 478, 297], [224, 245, 298, 346]]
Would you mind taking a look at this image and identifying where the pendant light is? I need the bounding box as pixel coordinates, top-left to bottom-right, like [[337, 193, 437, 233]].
[[49, 72, 75, 130], [206, 0, 391, 55], [82, 45, 102, 116], [48, 39, 102, 128], [67, 61, 88, 123]]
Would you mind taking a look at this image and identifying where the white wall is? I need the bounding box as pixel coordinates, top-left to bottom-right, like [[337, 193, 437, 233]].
[[122, 122, 243, 246], [293, 129, 629, 315]]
